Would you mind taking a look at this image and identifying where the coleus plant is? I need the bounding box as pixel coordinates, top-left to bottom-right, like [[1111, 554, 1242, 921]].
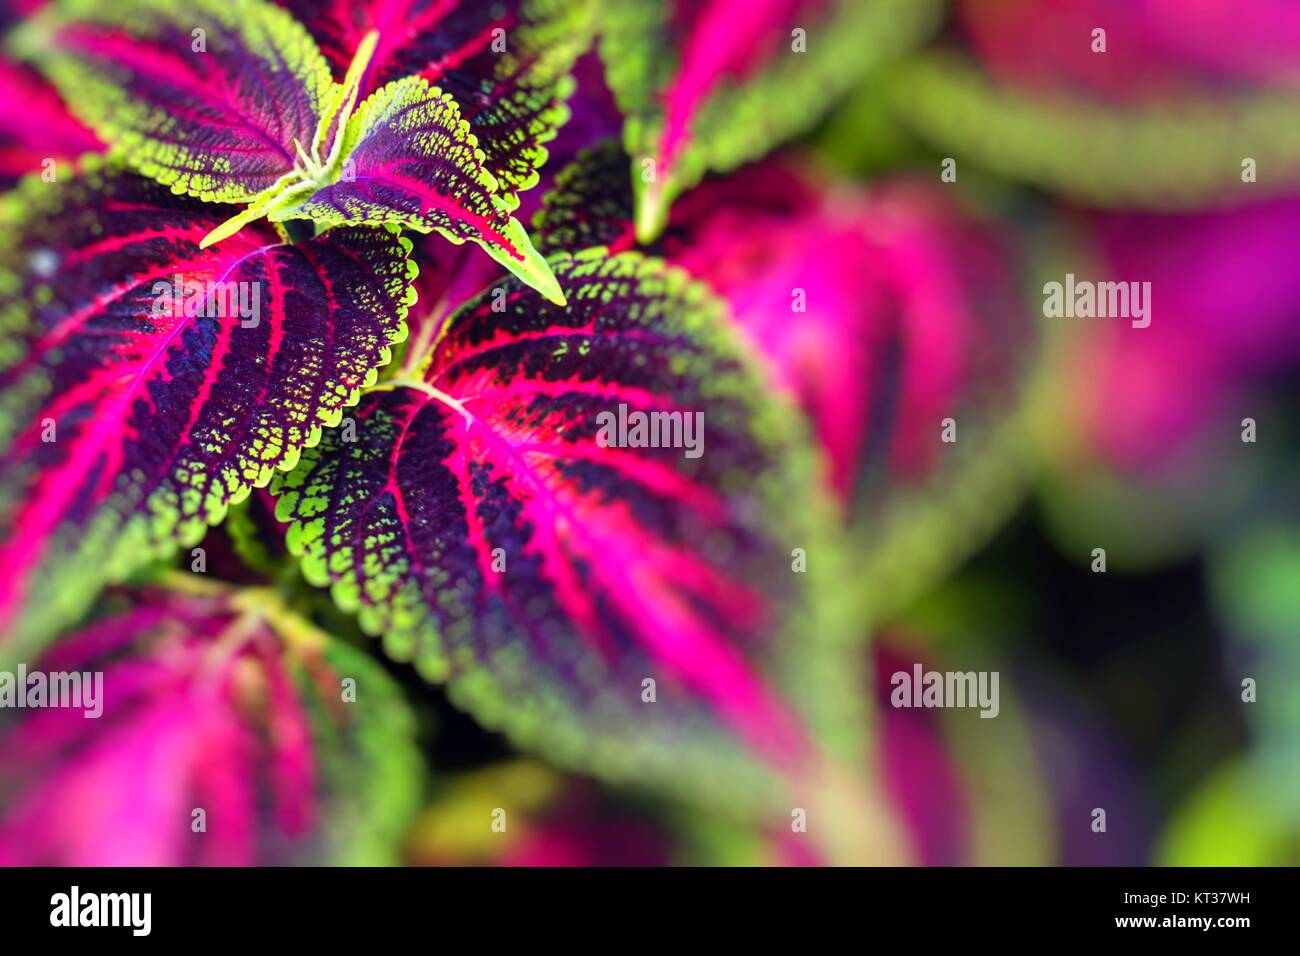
[[0, 0, 1039, 864]]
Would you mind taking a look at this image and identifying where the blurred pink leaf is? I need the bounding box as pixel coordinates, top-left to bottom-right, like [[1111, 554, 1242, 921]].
[[0, 585, 420, 865]]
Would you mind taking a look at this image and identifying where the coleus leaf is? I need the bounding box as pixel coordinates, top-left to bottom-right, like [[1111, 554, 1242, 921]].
[[16, 0, 335, 205], [268, 75, 567, 306], [17, 0, 564, 302], [271, 250, 869, 818], [596, 0, 941, 240], [0, 584, 421, 865], [535, 143, 1047, 626], [886, 53, 1300, 209], [0, 162, 417, 658], [278, 0, 597, 211]]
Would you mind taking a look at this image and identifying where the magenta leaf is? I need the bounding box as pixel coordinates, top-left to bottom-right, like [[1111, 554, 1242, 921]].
[[0, 57, 102, 189], [271, 250, 864, 814], [0, 162, 417, 656], [0, 584, 421, 865]]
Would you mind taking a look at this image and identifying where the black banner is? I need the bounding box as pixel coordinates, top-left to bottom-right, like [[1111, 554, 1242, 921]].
[[0, 866, 1280, 942]]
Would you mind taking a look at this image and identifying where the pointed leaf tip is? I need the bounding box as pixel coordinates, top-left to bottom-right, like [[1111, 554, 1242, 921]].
[[539, 270, 568, 307], [634, 177, 668, 245], [486, 244, 568, 307], [200, 206, 259, 249], [353, 30, 380, 75], [483, 219, 568, 306]]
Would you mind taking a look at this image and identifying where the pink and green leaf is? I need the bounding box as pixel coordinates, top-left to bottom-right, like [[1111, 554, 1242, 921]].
[[271, 75, 566, 305], [597, 0, 941, 240], [13, 0, 334, 205], [278, 0, 597, 210], [271, 250, 857, 814], [535, 144, 1048, 628], [0, 584, 421, 865], [0, 162, 417, 657]]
